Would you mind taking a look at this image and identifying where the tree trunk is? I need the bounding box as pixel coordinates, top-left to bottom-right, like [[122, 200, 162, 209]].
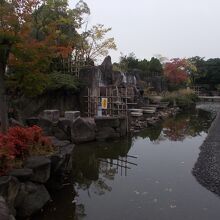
[[0, 42, 11, 133], [0, 63, 8, 133]]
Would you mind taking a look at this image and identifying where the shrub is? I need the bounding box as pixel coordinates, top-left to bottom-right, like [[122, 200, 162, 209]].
[[0, 126, 54, 175], [162, 89, 198, 109]]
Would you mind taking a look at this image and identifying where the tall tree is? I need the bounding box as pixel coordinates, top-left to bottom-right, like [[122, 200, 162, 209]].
[[0, 0, 90, 132], [0, 0, 39, 132], [148, 57, 163, 74]]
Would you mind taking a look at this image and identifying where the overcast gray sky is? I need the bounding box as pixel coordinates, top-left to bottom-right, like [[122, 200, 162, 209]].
[[70, 0, 220, 62]]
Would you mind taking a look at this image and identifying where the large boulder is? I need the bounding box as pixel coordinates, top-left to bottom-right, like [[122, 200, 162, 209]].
[[24, 156, 51, 183], [71, 117, 96, 144], [96, 127, 119, 141], [95, 116, 127, 139], [58, 118, 72, 132], [43, 110, 60, 122], [52, 126, 69, 140], [0, 176, 20, 215], [15, 182, 50, 217], [64, 111, 80, 121], [95, 116, 120, 128]]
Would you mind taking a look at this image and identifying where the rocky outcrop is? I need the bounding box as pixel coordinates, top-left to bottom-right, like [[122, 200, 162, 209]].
[[99, 56, 113, 85]]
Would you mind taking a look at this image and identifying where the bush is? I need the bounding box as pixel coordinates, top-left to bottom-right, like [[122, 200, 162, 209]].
[[0, 126, 55, 175], [162, 89, 198, 109], [47, 72, 80, 91]]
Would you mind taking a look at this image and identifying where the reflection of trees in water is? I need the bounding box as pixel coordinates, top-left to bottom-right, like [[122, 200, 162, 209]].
[[163, 117, 189, 141], [139, 123, 163, 141], [162, 110, 212, 141], [72, 138, 133, 194], [139, 109, 212, 142]]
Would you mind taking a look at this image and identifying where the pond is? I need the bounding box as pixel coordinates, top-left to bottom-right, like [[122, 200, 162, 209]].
[[33, 109, 220, 220]]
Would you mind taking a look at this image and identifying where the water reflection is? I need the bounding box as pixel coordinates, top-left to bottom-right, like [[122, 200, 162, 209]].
[[33, 109, 219, 220], [139, 110, 212, 142], [72, 138, 137, 194]]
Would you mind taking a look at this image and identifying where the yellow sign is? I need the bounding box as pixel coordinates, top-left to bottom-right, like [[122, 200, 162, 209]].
[[101, 98, 108, 109]]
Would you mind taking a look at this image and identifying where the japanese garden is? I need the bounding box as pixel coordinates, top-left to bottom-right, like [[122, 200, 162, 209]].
[[1, 0, 220, 220]]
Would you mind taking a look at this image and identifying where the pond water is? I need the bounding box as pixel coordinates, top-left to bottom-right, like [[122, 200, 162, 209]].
[[33, 109, 220, 220]]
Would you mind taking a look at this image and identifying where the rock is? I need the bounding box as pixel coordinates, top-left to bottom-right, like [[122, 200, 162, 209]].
[[9, 169, 33, 182], [26, 117, 39, 126], [57, 118, 72, 135], [50, 144, 74, 173], [94, 117, 120, 128], [99, 56, 113, 84], [71, 117, 96, 144], [9, 118, 24, 127], [43, 109, 60, 122], [15, 182, 50, 217], [96, 127, 119, 141], [0, 196, 10, 220], [9, 215, 15, 220], [64, 111, 80, 121], [100, 56, 112, 73], [52, 126, 69, 140], [47, 144, 74, 190], [38, 118, 54, 136], [0, 176, 20, 215], [24, 156, 51, 183], [49, 136, 70, 148], [59, 144, 74, 157]]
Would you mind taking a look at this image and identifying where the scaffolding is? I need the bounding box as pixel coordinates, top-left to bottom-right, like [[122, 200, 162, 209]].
[[84, 86, 136, 117]]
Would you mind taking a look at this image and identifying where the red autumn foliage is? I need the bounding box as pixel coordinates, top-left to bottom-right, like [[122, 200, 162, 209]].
[[164, 58, 189, 85], [0, 126, 52, 175]]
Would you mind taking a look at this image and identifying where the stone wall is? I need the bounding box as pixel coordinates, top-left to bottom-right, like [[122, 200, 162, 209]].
[[26, 110, 128, 144], [15, 91, 80, 121], [0, 137, 74, 219]]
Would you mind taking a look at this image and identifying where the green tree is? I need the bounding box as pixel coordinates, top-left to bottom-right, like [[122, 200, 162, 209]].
[[137, 59, 149, 72], [148, 57, 163, 74], [0, 0, 90, 131], [119, 53, 139, 71], [0, 0, 37, 132]]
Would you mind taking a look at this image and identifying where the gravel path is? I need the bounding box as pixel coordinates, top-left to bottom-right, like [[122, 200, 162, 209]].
[[193, 102, 220, 196]]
